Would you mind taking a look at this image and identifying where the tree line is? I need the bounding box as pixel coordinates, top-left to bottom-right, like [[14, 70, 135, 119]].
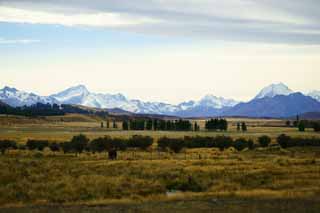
[[122, 118, 230, 132], [205, 118, 228, 131], [2, 134, 319, 157], [0, 102, 109, 117], [286, 116, 320, 132], [122, 119, 196, 131]]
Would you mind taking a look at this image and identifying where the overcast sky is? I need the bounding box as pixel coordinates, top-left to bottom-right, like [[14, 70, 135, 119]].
[[0, 0, 319, 104]]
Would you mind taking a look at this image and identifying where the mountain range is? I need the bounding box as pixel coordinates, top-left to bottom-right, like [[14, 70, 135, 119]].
[[0, 83, 319, 118]]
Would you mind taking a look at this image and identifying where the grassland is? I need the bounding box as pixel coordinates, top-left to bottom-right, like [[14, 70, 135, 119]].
[[0, 114, 320, 212]]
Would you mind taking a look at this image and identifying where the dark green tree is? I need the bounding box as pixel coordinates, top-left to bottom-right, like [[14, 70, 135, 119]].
[[113, 120, 117, 129], [237, 123, 241, 131], [286, 120, 291, 127], [241, 122, 247, 132], [258, 135, 271, 147], [122, 120, 129, 130], [89, 137, 107, 153], [194, 122, 200, 131], [70, 134, 89, 155], [128, 135, 153, 150], [277, 134, 291, 148], [146, 119, 153, 130], [298, 122, 305, 132], [233, 138, 248, 151], [61, 142, 73, 154]]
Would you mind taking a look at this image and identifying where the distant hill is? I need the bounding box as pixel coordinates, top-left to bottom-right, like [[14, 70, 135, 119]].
[[223, 93, 320, 118]]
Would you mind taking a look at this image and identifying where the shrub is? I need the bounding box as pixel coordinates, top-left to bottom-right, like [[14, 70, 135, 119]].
[[49, 142, 60, 152], [61, 142, 73, 154], [110, 138, 128, 151], [0, 140, 17, 154], [128, 135, 153, 150], [258, 135, 271, 147], [70, 134, 89, 154], [158, 137, 185, 153], [26, 140, 49, 151], [277, 134, 292, 148], [214, 136, 233, 151], [233, 138, 249, 151], [184, 136, 213, 148], [89, 137, 107, 153]]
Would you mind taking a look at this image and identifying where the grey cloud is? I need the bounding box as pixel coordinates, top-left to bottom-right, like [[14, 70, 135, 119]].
[[0, 0, 320, 44]]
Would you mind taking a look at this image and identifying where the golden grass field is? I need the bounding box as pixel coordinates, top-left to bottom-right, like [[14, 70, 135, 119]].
[[0, 114, 320, 212]]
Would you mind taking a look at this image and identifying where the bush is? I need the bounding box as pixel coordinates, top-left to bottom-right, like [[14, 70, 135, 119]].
[[233, 138, 249, 151], [128, 135, 153, 150], [89, 137, 107, 153], [276, 134, 320, 148], [49, 142, 60, 152], [158, 137, 185, 153], [184, 136, 213, 148], [61, 142, 73, 154], [277, 134, 291, 148], [214, 136, 233, 151], [258, 135, 271, 147], [70, 134, 90, 154], [0, 140, 17, 154], [26, 140, 49, 151]]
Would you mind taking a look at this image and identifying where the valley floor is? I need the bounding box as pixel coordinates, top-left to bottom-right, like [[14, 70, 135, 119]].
[[0, 115, 320, 212]]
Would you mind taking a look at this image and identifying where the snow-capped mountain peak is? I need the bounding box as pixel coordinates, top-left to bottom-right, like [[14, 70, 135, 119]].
[[51, 84, 89, 104], [255, 82, 293, 99]]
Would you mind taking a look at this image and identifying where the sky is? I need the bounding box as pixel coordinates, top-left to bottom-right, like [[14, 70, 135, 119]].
[[0, 0, 320, 104]]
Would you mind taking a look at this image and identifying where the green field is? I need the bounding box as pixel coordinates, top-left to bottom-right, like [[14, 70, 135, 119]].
[[0, 115, 320, 212]]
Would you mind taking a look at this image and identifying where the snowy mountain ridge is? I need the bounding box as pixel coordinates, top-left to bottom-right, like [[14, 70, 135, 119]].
[[0, 85, 239, 115], [1, 83, 319, 117]]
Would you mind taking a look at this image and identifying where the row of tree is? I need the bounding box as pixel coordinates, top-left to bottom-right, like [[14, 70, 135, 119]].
[[0, 102, 109, 117], [0, 103, 65, 116], [122, 118, 231, 132], [1, 134, 319, 156], [158, 135, 270, 153], [276, 134, 320, 148], [24, 135, 154, 155], [122, 119, 195, 131], [205, 119, 228, 131]]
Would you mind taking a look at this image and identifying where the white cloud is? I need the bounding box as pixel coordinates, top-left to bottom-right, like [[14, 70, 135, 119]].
[[0, 37, 40, 44], [0, 6, 161, 27]]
